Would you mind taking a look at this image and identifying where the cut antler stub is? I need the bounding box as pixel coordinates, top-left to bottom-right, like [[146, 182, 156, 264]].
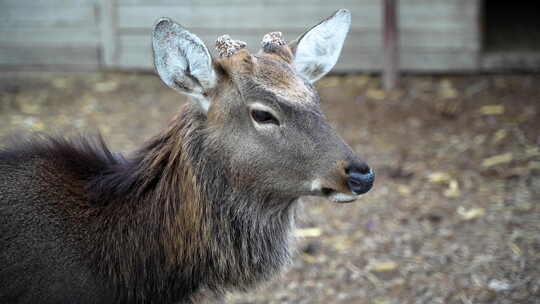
[[215, 35, 247, 58], [260, 31, 292, 62], [261, 32, 286, 49]]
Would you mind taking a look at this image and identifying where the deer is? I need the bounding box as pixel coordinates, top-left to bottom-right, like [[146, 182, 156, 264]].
[[0, 9, 374, 304]]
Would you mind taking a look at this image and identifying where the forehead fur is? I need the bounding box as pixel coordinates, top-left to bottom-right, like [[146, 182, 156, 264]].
[[217, 51, 317, 106], [253, 54, 316, 105]]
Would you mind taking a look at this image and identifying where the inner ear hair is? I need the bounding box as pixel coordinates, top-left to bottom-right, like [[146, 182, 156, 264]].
[[290, 9, 351, 83]]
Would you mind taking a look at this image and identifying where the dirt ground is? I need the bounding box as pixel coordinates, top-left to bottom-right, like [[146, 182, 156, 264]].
[[0, 72, 539, 304]]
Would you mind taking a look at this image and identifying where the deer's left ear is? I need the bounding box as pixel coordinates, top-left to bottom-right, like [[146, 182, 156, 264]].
[[290, 9, 351, 83]]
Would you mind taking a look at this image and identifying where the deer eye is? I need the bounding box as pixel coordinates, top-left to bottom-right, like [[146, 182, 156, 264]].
[[251, 109, 279, 125]]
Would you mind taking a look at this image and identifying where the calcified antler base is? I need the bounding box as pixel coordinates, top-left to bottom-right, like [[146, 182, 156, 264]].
[[215, 34, 247, 58]]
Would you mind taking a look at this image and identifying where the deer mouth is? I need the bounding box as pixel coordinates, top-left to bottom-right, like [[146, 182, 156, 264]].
[[321, 187, 359, 203]]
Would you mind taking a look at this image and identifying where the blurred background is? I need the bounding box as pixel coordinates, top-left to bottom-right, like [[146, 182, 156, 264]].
[[1, 0, 539, 303]]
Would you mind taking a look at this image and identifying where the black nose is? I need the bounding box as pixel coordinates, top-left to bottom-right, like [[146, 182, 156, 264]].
[[346, 164, 374, 195]]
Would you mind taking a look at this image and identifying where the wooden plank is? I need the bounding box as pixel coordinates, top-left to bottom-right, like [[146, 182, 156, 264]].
[[0, 6, 97, 28], [401, 51, 478, 71], [0, 45, 100, 66], [116, 36, 479, 72], [120, 0, 374, 5], [117, 5, 377, 30], [117, 49, 479, 72], [1, 0, 97, 6], [398, 29, 479, 50], [0, 65, 99, 72], [115, 0, 481, 72], [99, 0, 119, 67], [116, 51, 153, 69], [119, 28, 479, 51], [119, 0, 476, 5], [0, 29, 99, 46], [335, 50, 479, 72], [117, 4, 477, 31]]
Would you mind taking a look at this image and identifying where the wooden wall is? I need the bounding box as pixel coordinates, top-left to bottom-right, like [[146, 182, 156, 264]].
[[0, 0, 483, 72], [0, 0, 101, 70]]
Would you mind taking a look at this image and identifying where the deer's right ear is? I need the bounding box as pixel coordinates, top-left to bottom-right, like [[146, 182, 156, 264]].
[[152, 18, 217, 112]]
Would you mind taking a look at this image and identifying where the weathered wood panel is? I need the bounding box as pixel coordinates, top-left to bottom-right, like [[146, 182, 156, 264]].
[[335, 50, 478, 71], [118, 33, 478, 72], [2, 0, 96, 6], [118, 48, 478, 72], [118, 0, 473, 5], [0, 0, 100, 69], [0, 45, 99, 67], [110, 0, 480, 71], [0, 5, 97, 28], [120, 0, 370, 5], [120, 28, 479, 51], [118, 3, 478, 31], [0, 0, 485, 72], [0, 29, 99, 46]]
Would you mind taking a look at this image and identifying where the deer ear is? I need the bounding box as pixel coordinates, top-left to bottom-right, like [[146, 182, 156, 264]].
[[152, 18, 217, 112], [290, 9, 351, 83]]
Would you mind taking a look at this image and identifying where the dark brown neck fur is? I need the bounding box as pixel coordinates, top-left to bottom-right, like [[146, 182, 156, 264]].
[[86, 104, 298, 303]]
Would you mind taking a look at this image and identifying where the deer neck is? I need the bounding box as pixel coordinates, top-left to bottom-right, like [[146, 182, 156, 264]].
[[91, 103, 298, 301]]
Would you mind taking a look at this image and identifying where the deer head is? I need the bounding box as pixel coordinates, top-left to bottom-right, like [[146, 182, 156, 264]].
[[152, 9, 374, 203]]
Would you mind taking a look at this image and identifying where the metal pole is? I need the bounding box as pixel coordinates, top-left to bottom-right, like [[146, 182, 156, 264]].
[[383, 0, 399, 90]]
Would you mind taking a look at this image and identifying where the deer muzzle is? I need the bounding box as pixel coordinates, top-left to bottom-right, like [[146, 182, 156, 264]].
[[346, 163, 375, 195]]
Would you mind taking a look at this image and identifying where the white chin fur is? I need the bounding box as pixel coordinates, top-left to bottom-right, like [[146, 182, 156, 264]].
[[327, 192, 359, 203]]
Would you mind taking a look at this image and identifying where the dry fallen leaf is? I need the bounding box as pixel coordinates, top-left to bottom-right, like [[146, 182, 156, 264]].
[[301, 255, 318, 264], [94, 81, 118, 92], [482, 153, 513, 168], [444, 180, 461, 198], [510, 243, 522, 256], [438, 79, 459, 99], [397, 185, 411, 196], [325, 236, 354, 251], [457, 206, 485, 220], [295, 228, 322, 238], [368, 260, 398, 272], [526, 146, 540, 158], [373, 298, 391, 304], [31, 122, 45, 131], [492, 129, 507, 144], [366, 88, 386, 100], [488, 279, 511, 291], [480, 105, 505, 115], [428, 172, 452, 183]]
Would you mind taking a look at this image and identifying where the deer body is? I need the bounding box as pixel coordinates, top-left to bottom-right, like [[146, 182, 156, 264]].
[[0, 10, 374, 304]]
